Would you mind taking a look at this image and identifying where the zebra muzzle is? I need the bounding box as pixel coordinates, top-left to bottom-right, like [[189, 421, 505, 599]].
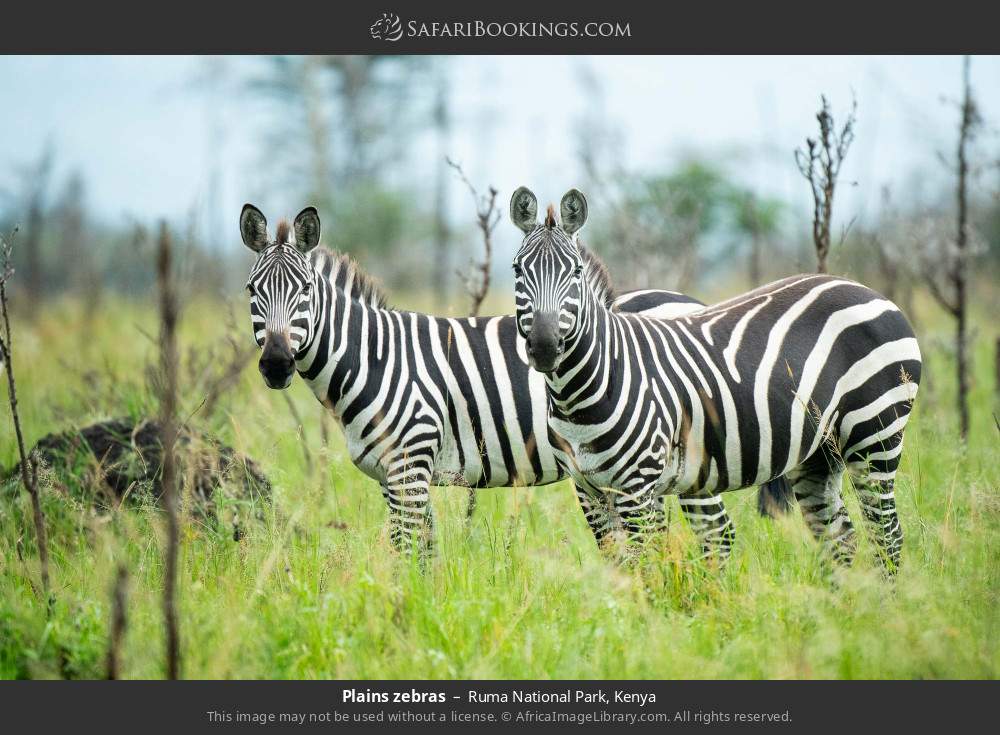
[[526, 312, 565, 373], [259, 333, 296, 389]]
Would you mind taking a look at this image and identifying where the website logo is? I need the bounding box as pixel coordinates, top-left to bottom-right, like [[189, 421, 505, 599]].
[[370, 12, 404, 42]]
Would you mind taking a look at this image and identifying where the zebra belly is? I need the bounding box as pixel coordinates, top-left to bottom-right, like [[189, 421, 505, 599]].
[[550, 418, 687, 497], [430, 428, 564, 488], [549, 418, 732, 496]]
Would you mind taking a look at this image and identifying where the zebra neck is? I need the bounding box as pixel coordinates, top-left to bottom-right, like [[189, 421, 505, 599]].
[[295, 271, 324, 359], [544, 287, 620, 422], [296, 282, 375, 413]]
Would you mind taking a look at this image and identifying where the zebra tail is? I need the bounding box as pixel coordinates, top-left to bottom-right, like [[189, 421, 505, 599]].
[[757, 476, 794, 518]]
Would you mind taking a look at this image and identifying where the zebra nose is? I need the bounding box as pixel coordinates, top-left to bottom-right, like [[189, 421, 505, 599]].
[[528, 337, 565, 354], [259, 334, 295, 389], [526, 312, 562, 372]]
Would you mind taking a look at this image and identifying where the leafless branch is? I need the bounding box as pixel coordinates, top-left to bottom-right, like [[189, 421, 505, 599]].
[[447, 157, 499, 318], [156, 222, 181, 679], [446, 158, 501, 522], [920, 252, 960, 316], [795, 94, 857, 274], [1, 227, 51, 603], [950, 56, 977, 439], [917, 57, 980, 439]]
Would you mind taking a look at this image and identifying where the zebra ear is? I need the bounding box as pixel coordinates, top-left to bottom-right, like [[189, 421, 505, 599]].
[[293, 206, 321, 254], [510, 187, 538, 234], [560, 189, 588, 235], [240, 204, 269, 252]]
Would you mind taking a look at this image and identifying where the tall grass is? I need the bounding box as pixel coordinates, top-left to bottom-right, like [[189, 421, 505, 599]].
[[0, 295, 997, 679]]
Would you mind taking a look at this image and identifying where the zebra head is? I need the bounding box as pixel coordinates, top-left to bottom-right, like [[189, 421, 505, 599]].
[[510, 187, 589, 373], [240, 204, 321, 389], [370, 13, 403, 41]]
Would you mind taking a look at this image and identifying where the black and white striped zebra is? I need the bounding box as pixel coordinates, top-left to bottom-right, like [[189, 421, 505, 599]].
[[240, 203, 736, 553], [509, 188, 921, 570]]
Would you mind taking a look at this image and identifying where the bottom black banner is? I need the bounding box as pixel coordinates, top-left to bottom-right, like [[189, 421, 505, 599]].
[[1, 680, 992, 731]]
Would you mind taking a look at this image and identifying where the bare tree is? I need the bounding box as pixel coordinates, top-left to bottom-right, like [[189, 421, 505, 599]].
[[447, 158, 499, 318], [156, 223, 181, 679], [54, 171, 103, 323], [432, 66, 452, 306], [1, 228, 51, 602], [921, 56, 980, 440], [796, 95, 857, 274], [952, 56, 976, 441], [446, 159, 500, 521], [20, 145, 53, 305]]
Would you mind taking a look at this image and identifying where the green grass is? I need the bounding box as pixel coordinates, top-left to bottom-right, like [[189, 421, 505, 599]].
[[1, 295, 997, 679]]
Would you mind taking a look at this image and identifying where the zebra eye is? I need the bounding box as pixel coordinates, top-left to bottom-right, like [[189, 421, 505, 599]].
[[301, 283, 312, 297], [512, 263, 523, 277], [573, 264, 584, 278]]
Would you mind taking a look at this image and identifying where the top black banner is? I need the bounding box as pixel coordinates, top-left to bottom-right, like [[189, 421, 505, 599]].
[[3, 0, 999, 54]]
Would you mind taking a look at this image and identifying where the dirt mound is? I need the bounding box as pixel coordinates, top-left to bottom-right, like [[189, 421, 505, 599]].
[[4, 418, 271, 524]]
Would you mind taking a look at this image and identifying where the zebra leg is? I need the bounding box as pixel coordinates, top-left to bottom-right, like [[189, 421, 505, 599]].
[[789, 465, 857, 566], [465, 488, 477, 523], [380, 451, 436, 557], [853, 477, 903, 573], [381, 481, 435, 557], [845, 429, 906, 573], [614, 482, 666, 546], [678, 491, 736, 563], [757, 475, 795, 517], [574, 482, 615, 547], [652, 493, 670, 533]]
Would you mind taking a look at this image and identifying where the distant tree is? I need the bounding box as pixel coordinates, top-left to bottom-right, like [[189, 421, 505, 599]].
[[247, 56, 434, 285], [249, 56, 428, 194], [432, 62, 452, 305], [795, 95, 857, 274], [605, 162, 729, 291], [919, 56, 982, 440], [54, 171, 89, 288], [731, 189, 782, 288], [20, 145, 54, 305], [574, 68, 731, 290]]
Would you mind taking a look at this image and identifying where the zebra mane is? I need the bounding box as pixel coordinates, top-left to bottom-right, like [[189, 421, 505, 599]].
[[275, 219, 292, 245], [577, 242, 618, 309], [310, 247, 387, 309]]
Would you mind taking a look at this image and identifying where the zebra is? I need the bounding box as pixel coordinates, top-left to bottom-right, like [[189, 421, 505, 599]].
[[509, 187, 921, 571], [239, 203, 744, 554]]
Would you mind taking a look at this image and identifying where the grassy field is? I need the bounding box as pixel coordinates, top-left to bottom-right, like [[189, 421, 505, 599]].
[[1, 293, 998, 679]]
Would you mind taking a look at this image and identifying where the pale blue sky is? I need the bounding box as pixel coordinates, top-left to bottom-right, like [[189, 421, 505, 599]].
[[0, 55, 997, 260]]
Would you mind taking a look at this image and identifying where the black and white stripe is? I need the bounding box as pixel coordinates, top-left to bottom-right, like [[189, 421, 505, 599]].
[[240, 203, 712, 553], [510, 188, 921, 570]]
